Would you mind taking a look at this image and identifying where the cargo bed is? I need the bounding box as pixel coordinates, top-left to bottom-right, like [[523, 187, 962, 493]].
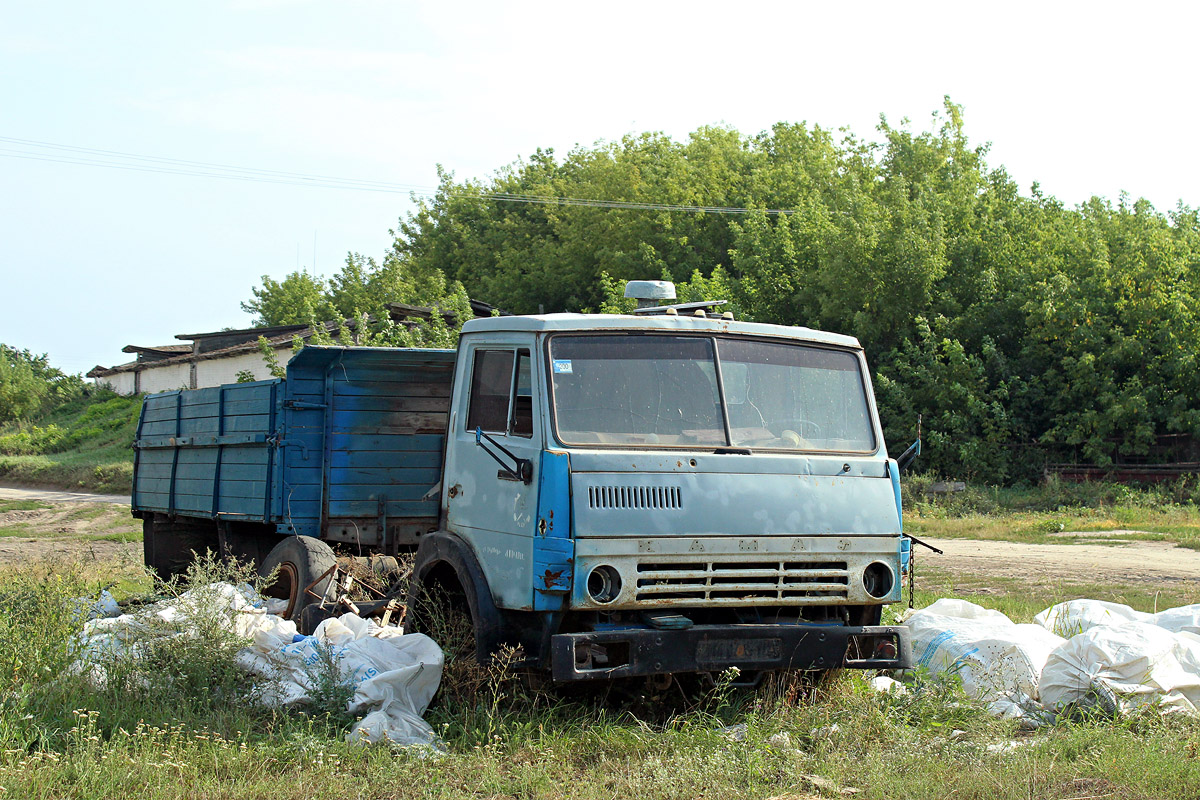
[[132, 346, 456, 552]]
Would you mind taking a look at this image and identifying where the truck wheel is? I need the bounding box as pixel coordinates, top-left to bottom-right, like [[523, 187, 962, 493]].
[[406, 533, 507, 664], [143, 516, 217, 582], [258, 536, 337, 622], [405, 572, 480, 660]]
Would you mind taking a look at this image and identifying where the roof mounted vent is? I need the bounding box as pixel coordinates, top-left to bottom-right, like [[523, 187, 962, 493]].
[[624, 280, 676, 309]]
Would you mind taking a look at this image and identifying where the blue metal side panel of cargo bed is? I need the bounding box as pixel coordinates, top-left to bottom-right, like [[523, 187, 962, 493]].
[[276, 356, 328, 537], [281, 346, 456, 540], [132, 380, 283, 522]]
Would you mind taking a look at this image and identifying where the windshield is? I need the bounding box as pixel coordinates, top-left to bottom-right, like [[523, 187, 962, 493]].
[[548, 334, 876, 452]]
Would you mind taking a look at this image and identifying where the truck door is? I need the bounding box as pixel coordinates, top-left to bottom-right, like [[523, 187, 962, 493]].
[[443, 341, 540, 610]]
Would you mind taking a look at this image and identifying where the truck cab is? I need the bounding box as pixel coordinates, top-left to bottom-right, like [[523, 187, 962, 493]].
[[417, 310, 911, 680]]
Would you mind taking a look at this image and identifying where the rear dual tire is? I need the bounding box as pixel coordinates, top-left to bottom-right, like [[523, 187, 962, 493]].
[[142, 516, 216, 582]]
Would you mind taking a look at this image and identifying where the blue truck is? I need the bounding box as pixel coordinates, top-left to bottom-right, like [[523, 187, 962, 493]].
[[132, 284, 914, 681]]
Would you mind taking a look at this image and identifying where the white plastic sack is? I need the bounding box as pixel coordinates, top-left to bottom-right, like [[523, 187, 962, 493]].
[[1039, 622, 1200, 714], [259, 612, 444, 748], [1150, 605, 1200, 635], [1034, 600, 1152, 636], [74, 584, 444, 749], [73, 590, 120, 620], [904, 598, 1064, 702], [1036, 600, 1200, 637]]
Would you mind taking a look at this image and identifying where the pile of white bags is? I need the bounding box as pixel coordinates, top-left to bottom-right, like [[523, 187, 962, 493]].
[[903, 597, 1200, 719], [75, 583, 444, 749]]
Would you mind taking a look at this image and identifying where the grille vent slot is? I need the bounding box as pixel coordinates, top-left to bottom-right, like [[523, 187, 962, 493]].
[[588, 485, 682, 510]]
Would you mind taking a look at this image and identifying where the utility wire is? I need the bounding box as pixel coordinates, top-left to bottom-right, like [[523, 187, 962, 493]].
[[0, 134, 798, 216]]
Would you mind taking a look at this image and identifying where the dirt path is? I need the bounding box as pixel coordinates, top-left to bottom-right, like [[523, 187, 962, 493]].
[[0, 485, 139, 565], [0, 485, 130, 505], [4, 485, 1200, 588], [923, 537, 1200, 587]]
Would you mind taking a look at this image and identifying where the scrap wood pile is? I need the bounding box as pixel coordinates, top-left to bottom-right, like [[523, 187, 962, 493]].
[[902, 598, 1200, 722]]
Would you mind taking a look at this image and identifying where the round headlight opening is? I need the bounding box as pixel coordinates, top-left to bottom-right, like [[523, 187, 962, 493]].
[[586, 565, 622, 604], [862, 562, 895, 599]]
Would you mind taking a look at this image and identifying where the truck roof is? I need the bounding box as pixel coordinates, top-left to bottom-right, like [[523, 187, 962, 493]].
[[461, 313, 862, 349]]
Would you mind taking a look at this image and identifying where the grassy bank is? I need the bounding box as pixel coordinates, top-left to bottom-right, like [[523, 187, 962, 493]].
[[0, 391, 139, 494], [0, 549, 1198, 799], [905, 472, 1200, 548]]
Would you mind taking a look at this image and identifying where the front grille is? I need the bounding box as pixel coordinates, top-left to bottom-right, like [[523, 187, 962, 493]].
[[588, 485, 682, 510], [635, 560, 849, 604]]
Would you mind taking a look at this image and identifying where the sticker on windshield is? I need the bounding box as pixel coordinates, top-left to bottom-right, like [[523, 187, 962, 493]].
[[552, 359, 573, 374]]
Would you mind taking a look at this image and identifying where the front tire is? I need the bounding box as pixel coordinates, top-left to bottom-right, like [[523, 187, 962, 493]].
[[258, 535, 337, 622]]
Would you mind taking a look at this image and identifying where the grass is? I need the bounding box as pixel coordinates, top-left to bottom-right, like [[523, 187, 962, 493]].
[[0, 390, 140, 494], [2, 477, 1200, 797], [93, 530, 143, 543], [904, 564, 1198, 623], [0, 498, 50, 512], [904, 472, 1200, 549], [0, 547, 1198, 799]]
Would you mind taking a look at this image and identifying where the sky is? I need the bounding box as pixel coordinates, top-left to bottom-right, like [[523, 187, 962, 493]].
[[1, 0, 1197, 375]]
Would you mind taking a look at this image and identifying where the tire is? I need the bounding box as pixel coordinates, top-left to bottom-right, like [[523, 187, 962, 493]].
[[258, 536, 338, 622], [143, 516, 217, 582], [406, 531, 506, 664]]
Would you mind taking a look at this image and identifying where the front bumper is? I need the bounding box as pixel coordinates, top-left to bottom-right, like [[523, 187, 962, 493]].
[[549, 623, 911, 681]]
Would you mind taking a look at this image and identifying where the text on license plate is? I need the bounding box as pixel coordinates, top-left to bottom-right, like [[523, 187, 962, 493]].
[[696, 637, 782, 664]]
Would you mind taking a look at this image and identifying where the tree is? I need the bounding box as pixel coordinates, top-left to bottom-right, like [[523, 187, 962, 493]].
[[241, 270, 336, 327], [245, 100, 1200, 483], [0, 345, 84, 424], [244, 249, 475, 351]]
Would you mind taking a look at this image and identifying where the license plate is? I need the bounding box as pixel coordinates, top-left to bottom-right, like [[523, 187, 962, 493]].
[[697, 637, 782, 664]]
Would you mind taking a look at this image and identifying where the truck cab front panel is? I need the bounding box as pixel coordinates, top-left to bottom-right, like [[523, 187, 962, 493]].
[[570, 533, 903, 611]]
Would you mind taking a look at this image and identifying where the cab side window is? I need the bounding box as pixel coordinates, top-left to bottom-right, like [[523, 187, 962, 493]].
[[510, 350, 533, 437], [466, 350, 514, 433], [466, 348, 534, 437]]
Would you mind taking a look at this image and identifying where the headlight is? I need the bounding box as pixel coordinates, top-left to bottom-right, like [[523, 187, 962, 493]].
[[862, 562, 895, 599], [586, 565, 622, 604]]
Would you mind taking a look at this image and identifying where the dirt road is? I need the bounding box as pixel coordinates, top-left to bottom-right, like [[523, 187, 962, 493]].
[[922, 537, 1200, 588], [3, 486, 1200, 592], [0, 486, 130, 505], [0, 485, 140, 565]]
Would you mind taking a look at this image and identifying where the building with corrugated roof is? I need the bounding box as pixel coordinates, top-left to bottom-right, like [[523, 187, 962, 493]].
[[87, 300, 504, 395]]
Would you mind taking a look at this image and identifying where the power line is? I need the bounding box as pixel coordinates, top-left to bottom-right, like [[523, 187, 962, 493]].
[[0, 135, 798, 215]]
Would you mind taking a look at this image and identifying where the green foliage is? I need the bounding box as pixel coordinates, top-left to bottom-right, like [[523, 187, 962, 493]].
[[244, 251, 474, 351], [241, 270, 336, 327], [383, 98, 1200, 483], [255, 336, 287, 379], [232, 100, 1199, 484], [0, 345, 85, 424], [0, 391, 140, 492]]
